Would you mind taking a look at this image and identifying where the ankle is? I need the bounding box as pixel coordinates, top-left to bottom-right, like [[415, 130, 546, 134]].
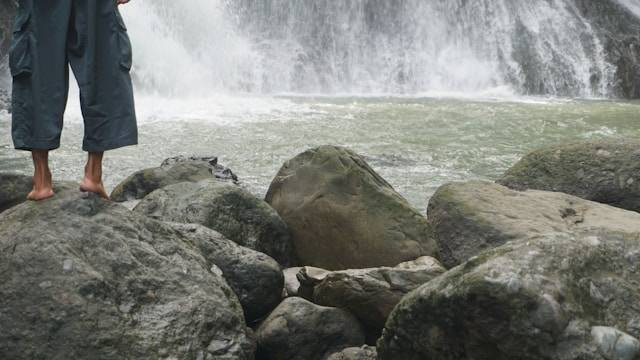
[[84, 173, 103, 184]]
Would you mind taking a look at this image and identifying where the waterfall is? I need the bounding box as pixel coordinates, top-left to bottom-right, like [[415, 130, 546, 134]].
[[618, 0, 640, 17], [121, 0, 637, 97], [122, 0, 261, 96]]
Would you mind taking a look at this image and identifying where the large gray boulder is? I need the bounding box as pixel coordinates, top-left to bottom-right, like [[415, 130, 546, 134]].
[[256, 297, 365, 360], [299, 257, 445, 339], [0, 190, 255, 360], [327, 345, 377, 360], [134, 179, 295, 267], [110, 156, 238, 202], [428, 181, 640, 268], [168, 223, 284, 323], [498, 141, 640, 213], [265, 145, 438, 270], [377, 231, 640, 360]]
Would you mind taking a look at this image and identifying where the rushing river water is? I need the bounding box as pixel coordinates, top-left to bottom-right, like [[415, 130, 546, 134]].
[[1, 95, 638, 211]]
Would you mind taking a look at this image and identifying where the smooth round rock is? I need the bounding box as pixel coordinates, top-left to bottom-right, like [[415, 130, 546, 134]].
[[427, 180, 640, 268], [169, 222, 284, 323], [0, 190, 255, 360], [110, 155, 238, 202], [134, 179, 296, 267], [265, 145, 438, 270], [256, 297, 365, 360], [498, 141, 640, 213]]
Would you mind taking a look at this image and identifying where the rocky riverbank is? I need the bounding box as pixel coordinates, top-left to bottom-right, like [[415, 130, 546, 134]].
[[2, 140, 640, 359]]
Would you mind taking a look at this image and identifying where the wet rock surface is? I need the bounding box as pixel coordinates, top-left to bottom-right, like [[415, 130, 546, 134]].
[[110, 156, 238, 202], [0, 190, 255, 359], [256, 297, 365, 360], [428, 180, 640, 268], [498, 140, 640, 213], [168, 222, 284, 323], [298, 256, 445, 339], [378, 231, 640, 360], [0, 172, 75, 214], [327, 345, 377, 360], [0, 172, 31, 212], [265, 145, 438, 270], [134, 178, 295, 267]]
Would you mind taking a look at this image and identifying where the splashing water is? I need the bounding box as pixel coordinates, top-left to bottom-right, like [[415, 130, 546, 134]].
[[618, 0, 640, 18], [121, 0, 639, 97], [122, 0, 260, 96]]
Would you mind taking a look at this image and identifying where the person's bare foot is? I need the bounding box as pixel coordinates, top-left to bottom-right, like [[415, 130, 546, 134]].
[[80, 151, 110, 200], [27, 188, 55, 200], [79, 177, 110, 200], [27, 150, 55, 201]]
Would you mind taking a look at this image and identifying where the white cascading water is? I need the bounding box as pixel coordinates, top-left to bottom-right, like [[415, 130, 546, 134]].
[[618, 0, 640, 17], [122, 0, 639, 97]]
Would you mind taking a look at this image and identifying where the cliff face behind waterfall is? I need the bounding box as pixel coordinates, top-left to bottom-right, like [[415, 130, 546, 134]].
[[574, 0, 640, 98], [0, 0, 638, 98]]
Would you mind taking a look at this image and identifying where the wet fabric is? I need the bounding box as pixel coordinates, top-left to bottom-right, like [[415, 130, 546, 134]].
[[9, 0, 137, 152]]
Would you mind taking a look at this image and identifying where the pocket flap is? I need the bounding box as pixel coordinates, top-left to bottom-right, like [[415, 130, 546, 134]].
[[12, 11, 31, 33], [9, 32, 33, 77]]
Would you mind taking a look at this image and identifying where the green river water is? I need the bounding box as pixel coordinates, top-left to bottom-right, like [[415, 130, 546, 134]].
[[1, 95, 638, 211]]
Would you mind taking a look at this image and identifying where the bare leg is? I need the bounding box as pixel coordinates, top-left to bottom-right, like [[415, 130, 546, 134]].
[[27, 149, 55, 201], [79, 152, 110, 200]]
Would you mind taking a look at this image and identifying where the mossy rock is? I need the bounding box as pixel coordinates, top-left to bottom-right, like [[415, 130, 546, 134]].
[[0, 190, 255, 359], [378, 230, 640, 359], [499, 141, 640, 213], [134, 179, 295, 267], [265, 145, 438, 270], [110, 156, 238, 202], [428, 180, 640, 268]]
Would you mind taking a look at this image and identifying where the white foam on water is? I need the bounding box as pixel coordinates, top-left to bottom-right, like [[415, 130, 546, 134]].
[[63, 91, 316, 126]]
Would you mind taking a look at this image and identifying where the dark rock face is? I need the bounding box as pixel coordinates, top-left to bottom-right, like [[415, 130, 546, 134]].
[[498, 140, 640, 213], [168, 223, 284, 323], [298, 257, 445, 341], [256, 297, 365, 360], [427, 181, 640, 268], [0, 172, 76, 214], [0, 172, 31, 212], [0, 190, 255, 360], [327, 345, 377, 360], [265, 145, 438, 270], [573, 0, 640, 99], [134, 179, 295, 267], [504, 0, 640, 98], [110, 156, 238, 202], [377, 231, 640, 360]]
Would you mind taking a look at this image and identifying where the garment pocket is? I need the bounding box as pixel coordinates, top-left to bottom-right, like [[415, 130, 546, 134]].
[[114, 8, 133, 71], [9, 11, 33, 78]]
